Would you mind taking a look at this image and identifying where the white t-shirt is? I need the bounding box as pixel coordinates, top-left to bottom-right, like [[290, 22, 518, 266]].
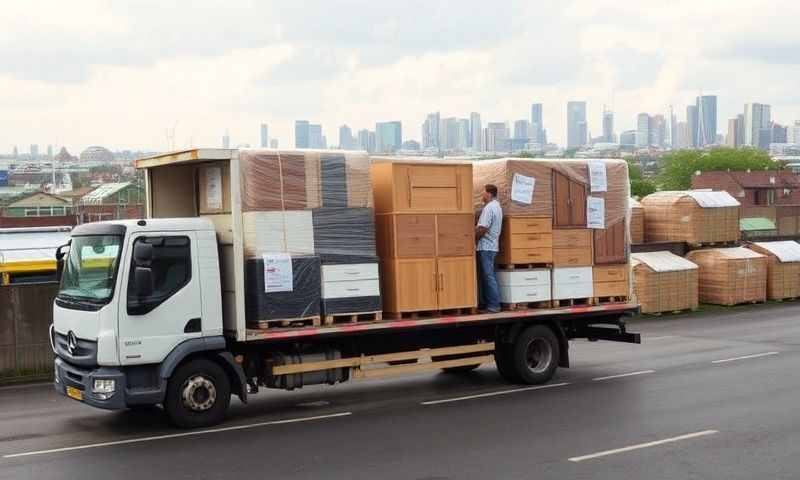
[[477, 199, 503, 252]]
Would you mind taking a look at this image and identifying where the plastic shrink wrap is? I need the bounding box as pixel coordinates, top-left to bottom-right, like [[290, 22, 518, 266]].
[[244, 255, 321, 324]]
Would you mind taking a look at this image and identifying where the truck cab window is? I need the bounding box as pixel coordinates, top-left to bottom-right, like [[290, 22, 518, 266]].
[[127, 236, 191, 315]]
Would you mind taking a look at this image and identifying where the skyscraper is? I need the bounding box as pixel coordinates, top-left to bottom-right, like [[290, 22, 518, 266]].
[[260, 123, 268, 148], [567, 101, 587, 148], [458, 119, 470, 150], [619, 130, 637, 146], [726, 117, 743, 147], [308, 124, 324, 148], [441, 117, 460, 150], [696, 95, 718, 147], [636, 113, 651, 147], [470, 112, 482, 151], [422, 112, 440, 150], [772, 123, 788, 144], [222, 131, 230, 149], [295, 120, 310, 148], [513, 119, 530, 140], [744, 103, 771, 148], [339, 124, 354, 149], [530, 103, 544, 143], [686, 105, 698, 148], [376, 121, 402, 153], [788, 121, 800, 144], [47, 145, 53, 158], [651, 114, 666, 147], [602, 109, 614, 143], [485, 122, 509, 152], [669, 106, 677, 148], [357, 129, 376, 153]]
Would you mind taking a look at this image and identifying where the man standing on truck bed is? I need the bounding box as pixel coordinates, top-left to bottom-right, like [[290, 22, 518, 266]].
[[476, 184, 503, 313]]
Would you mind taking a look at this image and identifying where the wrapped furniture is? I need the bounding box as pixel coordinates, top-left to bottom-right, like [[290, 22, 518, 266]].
[[685, 247, 766, 305], [746, 241, 800, 300], [641, 191, 741, 246], [631, 251, 699, 314]]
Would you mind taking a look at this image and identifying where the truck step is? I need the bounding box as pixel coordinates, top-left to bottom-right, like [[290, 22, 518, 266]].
[[502, 300, 554, 311], [591, 295, 631, 306], [383, 307, 477, 320], [247, 315, 322, 330], [324, 311, 383, 325]]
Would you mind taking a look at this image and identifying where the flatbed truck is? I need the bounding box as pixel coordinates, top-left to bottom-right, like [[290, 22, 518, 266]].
[[51, 149, 639, 428]]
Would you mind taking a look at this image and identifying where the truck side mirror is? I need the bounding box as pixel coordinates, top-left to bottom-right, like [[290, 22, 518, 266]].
[[55, 241, 71, 282], [133, 266, 154, 298], [133, 242, 154, 266]]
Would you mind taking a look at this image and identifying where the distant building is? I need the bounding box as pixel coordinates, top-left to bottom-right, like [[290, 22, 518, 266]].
[[696, 95, 717, 147], [470, 112, 482, 151], [79, 146, 114, 164], [338, 124, 354, 150], [222, 132, 230, 149], [669, 106, 677, 148], [619, 130, 637, 146], [54, 147, 75, 163], [636, 113, 651, 147], [260, 123, 268, 148], [772, 122, 788, 144], [422, 112, 440, 150], [651, 114, 667, 147], [531, 103, 544, 144], [485, 122, 509, 152], [788, 121, 800, 144], [295, 120, 310, 148], [726, 117, 743, 147], [357, 129, 376, 153], [401, 140, 420, 151], [308, 124, 324, 148], [692, 170, 800, 207], [375, 121, 402, 153], [75, 182, 144, 223], [567, 101, 587, 148], [744, 103, 771, 148], [270, 139, 279, 149], [602, 109, 614, 143], [30, 145, 39, 159], [2, 191, 72, 219], [513, 119, 530, 140], [675, 122, 690, 149], [46, 145, 53, 159], [686, 105, 698, 148]]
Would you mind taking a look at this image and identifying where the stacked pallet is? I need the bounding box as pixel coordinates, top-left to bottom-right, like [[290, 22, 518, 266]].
[[630, 197, 644, 244], [641, 191, 741, 246], [372, 160, 476, 316], [631, 251, 698, 314], [745, 241, 800, 300], [236, 150, 379, 328], [685, 247, 767, 305], [473, 159, 631, 307]]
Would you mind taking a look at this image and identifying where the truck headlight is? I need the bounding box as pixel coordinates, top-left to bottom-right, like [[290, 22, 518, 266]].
[[92, 379, 116, 395]]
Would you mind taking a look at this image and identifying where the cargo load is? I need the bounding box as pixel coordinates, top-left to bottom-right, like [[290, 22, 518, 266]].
[[685, 247, 766, 305], [641, 191, 741, 246], [631, 251, 699, 314], [745, 241, 800, 300], [629, 197, 644, 244]]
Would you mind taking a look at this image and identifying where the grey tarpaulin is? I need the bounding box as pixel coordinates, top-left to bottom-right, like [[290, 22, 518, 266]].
[[244, 255, 321, 322]]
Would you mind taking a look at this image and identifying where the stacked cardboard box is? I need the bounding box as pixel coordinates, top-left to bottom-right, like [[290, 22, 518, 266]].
[[631, 251, 699, 314], [236, 150, 378, 326], [473, 159, 631, 305], [372, 160, 476, 314], [685, 247, 766, 305], [641, 191, 741, 246], [746, 241, 800, 300]]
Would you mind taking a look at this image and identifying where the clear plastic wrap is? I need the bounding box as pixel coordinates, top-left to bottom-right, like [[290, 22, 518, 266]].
[[685, 247, 766, 305], [641, 191, 741, 245], [311, 207, 377, 263], [242, 211, 315, 257], [746, 241, 800, 300], [244, 255, 321, 323], [631, 251, 699, 314]]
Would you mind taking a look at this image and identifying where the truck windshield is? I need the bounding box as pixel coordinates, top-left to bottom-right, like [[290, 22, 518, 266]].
[[58, 235, 123, 305]]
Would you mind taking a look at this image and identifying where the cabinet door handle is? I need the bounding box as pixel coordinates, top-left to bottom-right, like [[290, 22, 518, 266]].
[[526, 292, 539, 297], [346, 288, 361, 292], [439, 273, 444, 292]]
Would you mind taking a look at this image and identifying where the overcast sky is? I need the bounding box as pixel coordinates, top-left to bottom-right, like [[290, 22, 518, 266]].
[[2, 0, 799, 154]]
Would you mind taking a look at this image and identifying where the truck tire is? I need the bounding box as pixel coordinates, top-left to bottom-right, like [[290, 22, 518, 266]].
[[494, 342, 522, 383], [509, 325, 559, 385], [165, 358, 231, 428]]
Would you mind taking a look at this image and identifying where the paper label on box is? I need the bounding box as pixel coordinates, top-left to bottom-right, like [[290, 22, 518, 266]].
[[263, 253, 293, 293], [588, 160, 607, 192], [587, 197, 605, 229], [205, 166, 223, 210], [511, 173, 535, 204]]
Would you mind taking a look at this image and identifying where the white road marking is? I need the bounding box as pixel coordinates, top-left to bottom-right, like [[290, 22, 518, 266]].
[[711, 351, 779, 364], [2, 412, 352, 459], [592, 370, 655, 381], [421, 382, 569, 405], [647, 335, 676, 341], [568, 430, 719, 462]]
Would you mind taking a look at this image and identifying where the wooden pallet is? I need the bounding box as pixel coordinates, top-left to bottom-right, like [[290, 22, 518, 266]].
[[499, 263, 553, 270], [324, 311, 382, 325], [502, 300, 553, 311], [592, 295, 631, 305], [247, 315, 321, 330], [689, 240, 740, 249], [648, 307, 698, 316], [384, 307, 477, 320], [551, 297, 592, 308]]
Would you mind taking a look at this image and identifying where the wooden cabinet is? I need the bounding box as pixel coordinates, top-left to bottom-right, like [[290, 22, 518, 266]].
[[594, 220, 627, 265], [375, 214, 436, 258], [436, 257, 477, 309], [552, 228, 592, 267], [497, 216, 554, 265], [553, 171, 587, 227], [436, 214, 474, 257], [371, 162, 472, 214], [592, 265, 630, 298], [552, 267, 594, 300]]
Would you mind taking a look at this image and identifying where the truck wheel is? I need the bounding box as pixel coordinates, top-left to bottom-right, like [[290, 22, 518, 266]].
[[165, 358, 231, 428], [510, 325, 559, 385], [494, 342, 522, 383]]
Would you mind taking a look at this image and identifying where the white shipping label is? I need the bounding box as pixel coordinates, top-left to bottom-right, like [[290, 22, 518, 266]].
[[511, 173, 535, 204], [588, 160, 608, 192], [205, 166, 223, 210], [263, 253, 293, 293], [587, 197, 605, 229]]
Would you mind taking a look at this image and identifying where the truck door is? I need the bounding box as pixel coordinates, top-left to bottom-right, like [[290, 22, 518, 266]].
[[118, 232, 202, 365]]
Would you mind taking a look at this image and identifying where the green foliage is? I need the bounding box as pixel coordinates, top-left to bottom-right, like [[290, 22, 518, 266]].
[[657, 147, 779, 190], [626, 159, 657, 198]]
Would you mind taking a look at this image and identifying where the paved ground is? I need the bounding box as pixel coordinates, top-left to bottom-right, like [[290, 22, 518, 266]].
[[2, 302, 800, 479]]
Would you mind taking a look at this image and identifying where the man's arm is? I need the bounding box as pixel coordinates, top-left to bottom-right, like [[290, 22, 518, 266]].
[[475, 205, 493, 240], [475, 225, 488, 240]]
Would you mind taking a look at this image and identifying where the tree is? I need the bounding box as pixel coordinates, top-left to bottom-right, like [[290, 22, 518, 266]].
[[657, 147, 779, 190], [627, 159, 657, 198]]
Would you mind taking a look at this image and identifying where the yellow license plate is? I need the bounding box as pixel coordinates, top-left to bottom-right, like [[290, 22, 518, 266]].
[[66, 386, 83, 401]]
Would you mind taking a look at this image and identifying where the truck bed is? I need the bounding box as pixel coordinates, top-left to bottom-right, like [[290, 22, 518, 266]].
[[244, 301, 639, 342]]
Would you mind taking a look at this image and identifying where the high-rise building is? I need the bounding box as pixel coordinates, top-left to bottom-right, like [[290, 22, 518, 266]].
[[441, 117, 459, 151], [357, 129, 376, 153], [567, 101, 587, 148], [668, 106, 677, 148], [470, 112, 482, 151], [30, 144, 39, 158], [744, 103, 771, 148], [696, 95, 718, 147], [260, 123, 268, 148], [269, 139, 279, 149], [422, 112, 440, 150], [772, 123, 788, 144], [458, 118, 470, 150], [485, 122, 509, 152], [726, 117, 743, 147], [47, 145, 53, 158], [636, 113, 651, 147], [513, 119, 530, 140], [619, 130, 637, 147], [376, 121, 402, 153], [339, 124, 354, 149], [651, 114, 666, 147], [308, 124, 324, 148], [295, 120, 310, 148], [222, 132, 230, 149], [602, 109, 614, 143], [530, 103, 544, 143], [686, 105, 698, 148], [788, 121, 800, 144], [676, 122, 690, 149]]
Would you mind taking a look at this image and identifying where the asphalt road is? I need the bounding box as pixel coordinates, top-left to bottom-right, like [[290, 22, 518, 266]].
[[3, 302, 800, 479]]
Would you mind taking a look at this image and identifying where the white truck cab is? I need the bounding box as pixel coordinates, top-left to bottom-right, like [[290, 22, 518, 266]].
[[52, 218, 246, 425]]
